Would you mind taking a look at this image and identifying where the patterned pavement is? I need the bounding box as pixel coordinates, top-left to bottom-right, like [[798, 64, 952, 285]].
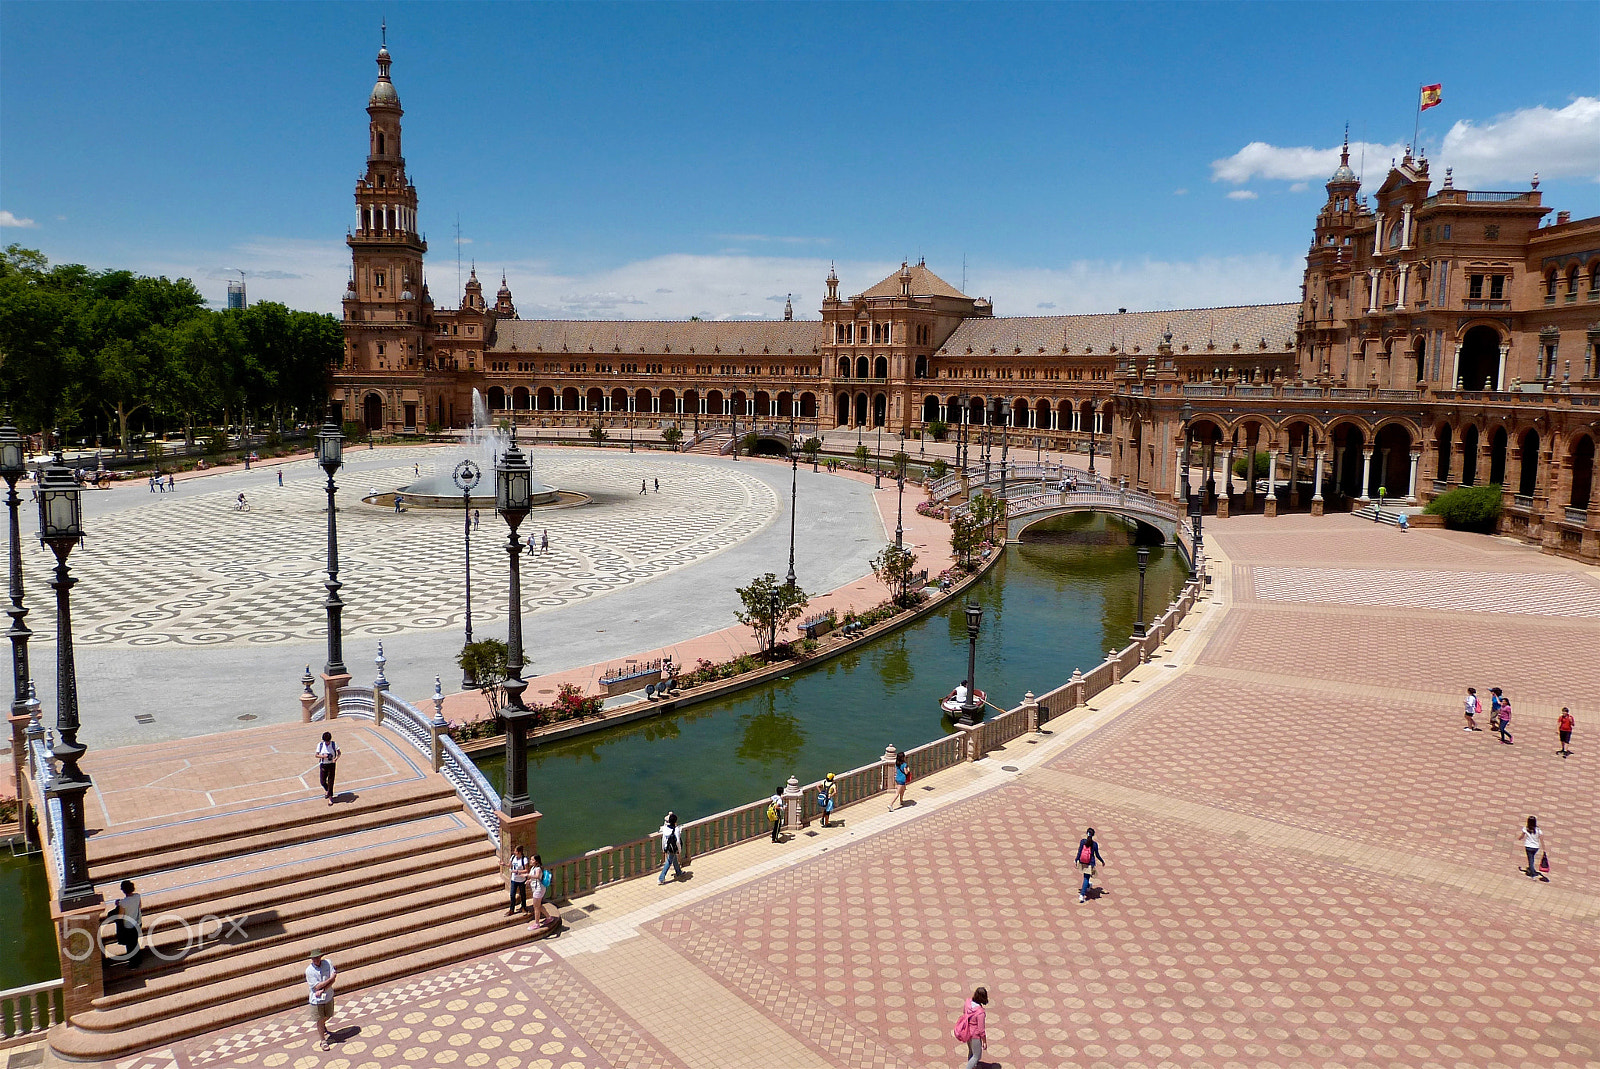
[[26, 449, 776, 648], [51, 511, 1600, 1069]]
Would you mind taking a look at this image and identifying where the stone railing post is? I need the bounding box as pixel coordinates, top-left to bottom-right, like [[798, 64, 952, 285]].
[[372, 642, 389, 728], [8, 707, 28, 810], [58, 901, 105, 1024], [1108, 648, 1122, 685], [783, 774, 806, 829], [1022, 691, 1040, 734], [428, 675, 446, 773], [880, 744, 897, 794], [958, 720, 986, 762], [1068, 668, 1084, 709], [322, 670, 350, 720], [298, 665, 317, 723]]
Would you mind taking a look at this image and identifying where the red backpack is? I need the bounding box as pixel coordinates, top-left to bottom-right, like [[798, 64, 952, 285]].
[[1077, 841, 1095, 865], [953, 1005, 979, 1042]]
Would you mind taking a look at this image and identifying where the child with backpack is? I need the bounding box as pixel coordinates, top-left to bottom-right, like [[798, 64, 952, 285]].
[[767, 788, 784, 843], [952, 986, 988, 1069], [817, 773, 838, 828], [658, 812, 686, 883], [1077, 828, 1104, 903], [526, 853, 559, 932]]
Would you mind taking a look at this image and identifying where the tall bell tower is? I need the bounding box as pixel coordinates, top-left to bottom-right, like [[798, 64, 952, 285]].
[[343, 29, 428, 382]]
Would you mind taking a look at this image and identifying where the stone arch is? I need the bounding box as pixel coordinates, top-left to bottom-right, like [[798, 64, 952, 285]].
[[585, 386, 604, 412], [1433, 421, 1453, 485], [1489, 426, 1508, 485], [706, 388, 724, 415], [1569, 434, 1595, 511], [855, 392, 869, 426], [1517, 429, 1540, 497], [855, 356, 869, 379], [610, 387, 628, 412], [914, 354, 929, 378], [731, 390, 748, 417], [682, 388, 700, 416], [1459, 423, 1480, 486], [872, 392, 887, 427], [635, 388, 652, 413], [968, 396, 986, 425], [1408, 335, 1426, 386], [836, 392, 849, 426], [1329, 420, 1368, 499], [799, 391, 818, 418], [486, 386, 506, 410], [837, 356, 851, 378], [873, 356, 889, 379], [658, 388, 676, 414], [512, 386, 530, 410], [363, 392, 384, 432], [1034, 398, 1051, 430], [560, 386, 579, 411], [922, 395, 941, 423], [1372, 422, 1415, 499], [536, 386, 555, 411], [1457, 324, 1503, 390]]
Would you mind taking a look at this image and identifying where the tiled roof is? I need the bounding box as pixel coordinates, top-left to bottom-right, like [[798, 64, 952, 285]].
[[938, 303, 1298, 357], [488, 319, 826, 356], [857, 264, 969, 300]]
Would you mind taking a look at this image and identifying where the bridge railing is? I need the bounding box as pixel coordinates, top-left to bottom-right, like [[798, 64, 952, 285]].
[[0, 978, 64, 1048], [949, 488, 1180, 526]]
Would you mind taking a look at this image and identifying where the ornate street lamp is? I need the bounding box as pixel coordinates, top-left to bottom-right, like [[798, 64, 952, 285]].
[[874, 427, 882, 489], [960, 602, 983, 725], [895, 451, 907, 548], [787, 388, 798, 589], [495, 429, 536, 815], [1133, 546, 1150, 637], [1179, 402, 1199, 582], [36, 450, 94, 907], [996, 400, 1011, 504], [315, 410, 348, 680], [1088, 405, 1098, 476], [452, 459, 482, 687], [0, 414, 33, 729]]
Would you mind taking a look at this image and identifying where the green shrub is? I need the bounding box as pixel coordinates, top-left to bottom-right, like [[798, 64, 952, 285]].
[[929, 457, 948, 479], [204, 430, 228, 456], [342, 421, 367, 442], [1423, 483, 1502, 531], [1232, 451, 1271, 478], [926, 420, 948, 442]]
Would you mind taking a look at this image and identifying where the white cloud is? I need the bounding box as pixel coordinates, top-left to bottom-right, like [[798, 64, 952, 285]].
[[1288, 182, 1309, 193], [1172, 188, 1188, 196], [127, 237, 349, 311], [1211, 139, 1405, 185], [1441, 97, 1600, 184], [0, 210, 38, 229], [1226, 190, 1259, 201]]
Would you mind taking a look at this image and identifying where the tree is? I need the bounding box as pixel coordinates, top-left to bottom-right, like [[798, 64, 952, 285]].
[[661, 426, 683, 448], [588, 422, 609, 443], [950, 512, 983, 567], [967, 492, 1007, 544], [734, 572, 810, 655], [891, 450, 910, 479], [853, 444, 870, 466], [740, 430, 761, 455], [871, 543, 921, 607], [457, 638, 509, 715], [929, 457, 948, 479], [802, 436, 822, 463], [926, 420, 949, 441]]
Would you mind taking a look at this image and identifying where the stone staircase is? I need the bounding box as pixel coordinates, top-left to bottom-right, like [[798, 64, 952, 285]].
[[1352, 504, 1402, 526], [51, 775, 525, 1061], [687, 433, 732, 455]]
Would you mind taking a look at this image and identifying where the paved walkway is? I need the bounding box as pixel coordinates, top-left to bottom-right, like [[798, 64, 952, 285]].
[[24, 512, 1600, 1069]]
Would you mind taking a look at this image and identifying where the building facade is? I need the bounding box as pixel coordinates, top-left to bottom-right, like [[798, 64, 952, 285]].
[[331, 43, 1600, 559]]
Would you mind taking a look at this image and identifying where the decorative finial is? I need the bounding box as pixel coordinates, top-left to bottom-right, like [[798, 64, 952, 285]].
[[431, 675, 446, 727], [381, 19, 387, 47], [374, 642, 389, 692], [1531, 172, 1540, 190], [301, 665, 315, 698]]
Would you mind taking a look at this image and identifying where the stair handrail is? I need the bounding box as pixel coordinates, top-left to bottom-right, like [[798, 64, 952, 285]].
[[25, 734, 66, 896], [311, 686, 503, 845]]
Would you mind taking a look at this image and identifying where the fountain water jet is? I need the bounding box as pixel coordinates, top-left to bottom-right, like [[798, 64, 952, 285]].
[[392, 389, 560, 507]]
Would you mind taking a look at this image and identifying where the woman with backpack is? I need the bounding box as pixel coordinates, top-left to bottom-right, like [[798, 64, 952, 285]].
[[1077, 828, 1104, 903], [526, 853, 559, 931], [891, 752, 910, 810], [658, 812, 686, 883], [952, 986, 988, 1069], [817, 773, 838, 828]]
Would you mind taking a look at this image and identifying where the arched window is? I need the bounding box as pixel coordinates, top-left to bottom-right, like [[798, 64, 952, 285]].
[[376, 131, 386, 155], [1567, 265, 1581, 301]]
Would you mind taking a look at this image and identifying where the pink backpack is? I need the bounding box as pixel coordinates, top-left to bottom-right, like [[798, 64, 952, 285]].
[[953, 1006, 978, 1042]]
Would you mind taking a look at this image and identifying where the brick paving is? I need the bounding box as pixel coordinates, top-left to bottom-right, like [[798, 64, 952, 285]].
[[63, 511, 1600, 1068]]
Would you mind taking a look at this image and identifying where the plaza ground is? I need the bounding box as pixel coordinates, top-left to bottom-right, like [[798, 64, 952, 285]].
[[17, 509, 1600, 1068]]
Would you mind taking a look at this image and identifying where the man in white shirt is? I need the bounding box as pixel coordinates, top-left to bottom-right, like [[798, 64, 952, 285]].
[[306, 950, 337, 1050], [105, 880, 142, 963], [953, 680, 971, 707], [316, 732, 341, 805]]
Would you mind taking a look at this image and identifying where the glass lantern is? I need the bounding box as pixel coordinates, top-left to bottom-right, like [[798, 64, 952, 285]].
[[36, 459, 83, 548], [964, 602, 983, 637], [496, 440, 532, 515], [0, 418, 24, 479], [316, 418, 344, 474]]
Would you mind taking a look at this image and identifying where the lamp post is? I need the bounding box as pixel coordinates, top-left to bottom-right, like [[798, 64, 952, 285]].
[[495, 429, 536, 815], [0, 415, 33, 730], [36, 450, 94, 907], [1179, 402, 1199, 582], [1133, 546, 1150, 637], [1088, 406, 1098, 476], [452, 459, 482, 687], [787, 390, 798, 589], [960, 602, 983, 725], [315, 411, 348, 682], [768, 586, 780, 657], [874, 427, 882, 489], [996, 400, 1010, 505]]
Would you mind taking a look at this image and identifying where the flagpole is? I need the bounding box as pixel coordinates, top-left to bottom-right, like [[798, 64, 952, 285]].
[[1412, 83, 1422, 155]]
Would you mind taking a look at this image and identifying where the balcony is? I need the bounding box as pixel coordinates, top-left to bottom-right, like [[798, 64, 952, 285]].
[[1566, 507, 1590, 526], [1513, 494, 1534, 511], [1463, 299, 1512, 312]]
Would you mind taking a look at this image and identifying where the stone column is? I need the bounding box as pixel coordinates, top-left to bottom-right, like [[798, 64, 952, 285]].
[[1022, 691, 1040, 734], [1173, 446, 1185, 502], [1311, 450, 1326, 516], [1395, 263, 1410, 311], [1406, 451, 1421, 503], [321, 671, 351, 720], [958, 720, 985, 762], [880, 744, 898, 794], [783, 774, 806, 829], [1497, 345, 1509, 391], [1359, 449, 1374, 503], [1287, 444, 1299, 508], [1264, 450, 1280, 517], [1217, 442, 1231, 518], [1451, 343, 1463, 389], [497, 808, 543, 862]]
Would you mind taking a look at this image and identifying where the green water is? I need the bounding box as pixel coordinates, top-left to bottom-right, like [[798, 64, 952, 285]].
[[0, 849, 59, 986], [480, 525, 1185, 862]]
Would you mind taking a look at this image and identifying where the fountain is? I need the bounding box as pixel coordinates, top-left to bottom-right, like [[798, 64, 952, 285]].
[[386, 389, 562, 508]]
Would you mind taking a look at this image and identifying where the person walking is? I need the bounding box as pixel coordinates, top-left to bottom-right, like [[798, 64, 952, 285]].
[[104, 880, 142, 963], [1488, 687, 1505, 735], [473, 509, 480, 529], [394, 493, 404, 514], [1496, 693, 1515, 745], [507, 845, 531, 915], [658, 812, 686, 883], [526, 853, 558, 930], [306, 950, 338, 1050], [952, 987, 988, 1069], [768, 787, 784, 842], [277, 469, 283, 487], [1516, 816, 1549, 881], [640, 479, 648, 495], [316, 732, 341, 804], [891, 751, 910, 810], [654, 478, 660, 493], [817, 772, 838, 828], [167, 473, 175, 491], [540, 529, 549, 554], [1463, 687, 1482, 732], [1558, 707, 1575, 757], [1076, 827, 1104, 903]]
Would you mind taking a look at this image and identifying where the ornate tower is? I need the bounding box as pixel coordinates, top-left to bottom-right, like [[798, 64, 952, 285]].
[[343, 34, 428, 379]]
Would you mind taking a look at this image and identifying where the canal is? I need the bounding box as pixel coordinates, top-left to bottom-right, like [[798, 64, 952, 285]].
[[479, 520, 1185, 862]]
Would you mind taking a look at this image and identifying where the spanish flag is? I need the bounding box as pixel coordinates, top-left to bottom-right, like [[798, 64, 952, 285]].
[[1420, 84, 1443, 111]]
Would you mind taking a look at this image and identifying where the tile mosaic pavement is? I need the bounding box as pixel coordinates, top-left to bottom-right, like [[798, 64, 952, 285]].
[[30, 451, 777, 648], [1252, 566, 1600, 617]]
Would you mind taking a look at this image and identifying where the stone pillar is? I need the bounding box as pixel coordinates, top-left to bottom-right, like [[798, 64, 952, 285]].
[[880, 744, 897, 794], [57, 901, 106, 1022], [1359, 449, 1374, 503], [1173, 446, 1185, 502], [958, 720, 985, 762], [1264, 450, 1280, 517], [1287, 445, 1299, 508], [1497, 345, 1510, 391], [497, 808, 543, 862], [8, 710, 26, 807], [1108, 648, 1123, 685], [1406, 451, 1421, 504], [321, 671, 351, 720], [1068, 668, 1085, 710], [1395, 263, 1410, 310], [1022, 691, 1040, 734], [1311, 450, 1326, 516], [783, 775, 806, 829]]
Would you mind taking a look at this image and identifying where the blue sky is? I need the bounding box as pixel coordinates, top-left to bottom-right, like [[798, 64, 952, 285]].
[[3, 2, 1596, 319]]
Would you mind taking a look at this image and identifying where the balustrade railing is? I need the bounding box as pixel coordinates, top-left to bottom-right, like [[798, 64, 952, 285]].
[[0, 979, 64, 1047]]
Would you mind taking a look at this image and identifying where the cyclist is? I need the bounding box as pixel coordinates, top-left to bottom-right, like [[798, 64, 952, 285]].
[[236, 492, 247, 511]]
